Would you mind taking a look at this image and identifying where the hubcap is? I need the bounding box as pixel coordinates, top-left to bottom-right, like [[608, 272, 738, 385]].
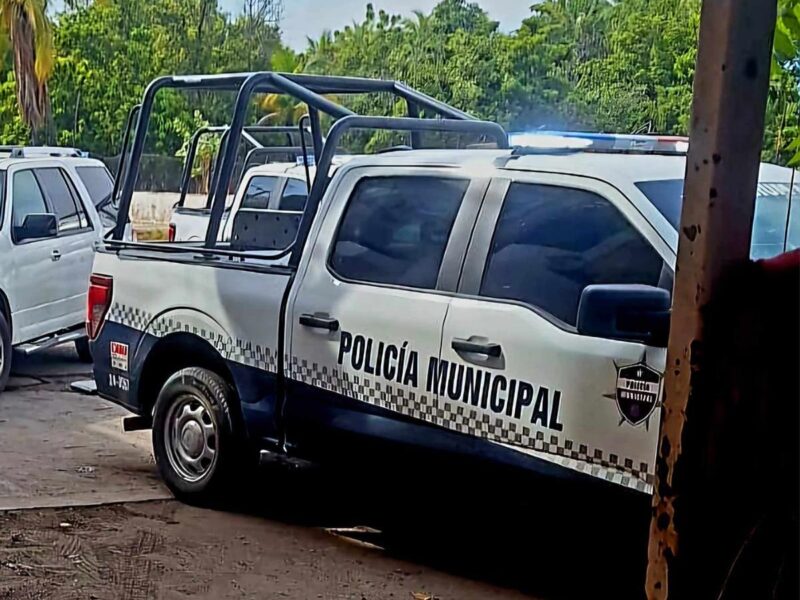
[[164, 394, 218, 483]]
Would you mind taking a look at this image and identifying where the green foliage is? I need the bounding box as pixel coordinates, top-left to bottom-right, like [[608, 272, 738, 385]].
[[0, 0, 796, 167], [0, 0, 280, 155], [299, 0, 797, 165]]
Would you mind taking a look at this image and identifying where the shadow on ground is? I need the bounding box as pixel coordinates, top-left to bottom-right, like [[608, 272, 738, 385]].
[[226, 458, 651, 599]]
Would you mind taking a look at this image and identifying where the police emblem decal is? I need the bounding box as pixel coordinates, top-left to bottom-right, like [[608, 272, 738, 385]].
[[614, 363, 662, 426]]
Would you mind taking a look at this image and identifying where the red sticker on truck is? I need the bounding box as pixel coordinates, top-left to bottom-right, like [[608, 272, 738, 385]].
[[110, 342, 129, 372]]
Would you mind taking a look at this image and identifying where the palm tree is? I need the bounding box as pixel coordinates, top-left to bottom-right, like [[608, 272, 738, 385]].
[[0, 0, 54, 138], [259, 47, 307, 125]]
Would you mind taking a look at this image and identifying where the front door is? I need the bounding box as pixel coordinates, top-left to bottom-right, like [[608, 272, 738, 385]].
[[438, 175, 673, 493], [7, 167, 62, 342], [285, 167, 488, 456]]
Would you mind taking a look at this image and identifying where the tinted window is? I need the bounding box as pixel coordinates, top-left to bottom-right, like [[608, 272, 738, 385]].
[[481, 183, 663, 326], [330, 176, 468, 289], [241, 176, 279, 209], [636, 178, 800, 259], [279, 178, 308, 211], [12, 170, 48, 228], [36, 168, 89, 233], [76, 166, 113, 206]]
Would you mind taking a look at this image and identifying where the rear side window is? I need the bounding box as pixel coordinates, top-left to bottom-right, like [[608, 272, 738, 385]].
[[481, 183, 663, 326], [279, 178, 308, 211], [36, 168, 90, 233], [12, 170, 48, 228], [330, 176, 468, 289], [76, 166, 113, 206], [241, 176, 279, 209]]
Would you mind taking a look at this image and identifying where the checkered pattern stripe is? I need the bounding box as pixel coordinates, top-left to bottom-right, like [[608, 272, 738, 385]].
[[288, 356, 653, 492], [107, 303, 279, 373]]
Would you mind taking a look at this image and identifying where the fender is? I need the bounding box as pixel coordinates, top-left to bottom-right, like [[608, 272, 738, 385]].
[[139, 306, 234, 361]]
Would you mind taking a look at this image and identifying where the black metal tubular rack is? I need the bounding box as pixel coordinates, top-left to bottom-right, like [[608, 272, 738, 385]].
[[176, 125, 314, 209], [109, 72, 508, 254]]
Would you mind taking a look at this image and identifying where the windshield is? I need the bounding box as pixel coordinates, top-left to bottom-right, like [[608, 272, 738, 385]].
[[636, 178, 800, 259]]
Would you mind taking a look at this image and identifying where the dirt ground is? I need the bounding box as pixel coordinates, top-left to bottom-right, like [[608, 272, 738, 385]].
[[0, 501, 533, 600], [0, 347, 648, 600]]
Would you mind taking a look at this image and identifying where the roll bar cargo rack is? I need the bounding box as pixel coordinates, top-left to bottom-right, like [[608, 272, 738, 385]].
[[109, 71, 508, 253], [175, 125, 314, 209]]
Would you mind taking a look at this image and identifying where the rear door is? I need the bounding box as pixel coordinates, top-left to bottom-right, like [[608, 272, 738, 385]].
[[36, 167, 98, 328], [285, 167, 488, 456], [438, 174, 673, 493]]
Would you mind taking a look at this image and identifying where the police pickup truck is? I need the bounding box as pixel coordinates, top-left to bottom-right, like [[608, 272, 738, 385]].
[[0, 147, 116, 392], [89, 73, 798, 502]]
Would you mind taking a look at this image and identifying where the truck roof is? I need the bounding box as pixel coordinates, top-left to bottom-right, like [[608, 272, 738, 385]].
[[243, 155, 358, 181], [336, 148, 795, 186], [0, 155, 107, 170]]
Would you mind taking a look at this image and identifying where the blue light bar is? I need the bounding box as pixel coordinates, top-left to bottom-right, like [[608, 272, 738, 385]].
[[509, 130, 690, 155]]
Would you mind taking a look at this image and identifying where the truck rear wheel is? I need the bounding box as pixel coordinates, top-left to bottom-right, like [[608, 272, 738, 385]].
[[0, 313, 10, 393], [152, 367, 246, 504]]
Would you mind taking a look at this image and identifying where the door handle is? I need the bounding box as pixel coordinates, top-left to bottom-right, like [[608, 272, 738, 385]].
[[50, 250, 61, 262], [452, 338, 502, 358], [299, 314, 339, 332]]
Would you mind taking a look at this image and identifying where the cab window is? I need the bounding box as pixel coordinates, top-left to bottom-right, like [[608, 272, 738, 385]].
[[278, 178, 308, 211], [330, 176, 468, 289], [241, 176, 279, 209], [481, 183, 663, 326]]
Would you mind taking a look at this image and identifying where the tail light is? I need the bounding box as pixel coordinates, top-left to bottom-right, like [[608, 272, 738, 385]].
[[168, 223, 176, 242], [87, 274, 113, 340]]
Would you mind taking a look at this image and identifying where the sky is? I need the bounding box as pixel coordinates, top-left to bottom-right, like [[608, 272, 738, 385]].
[[225, 0, 534, 50], [50, 1, 535, 51]]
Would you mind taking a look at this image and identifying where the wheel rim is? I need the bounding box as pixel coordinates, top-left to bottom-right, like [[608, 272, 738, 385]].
[[0, 335, 5, 375], [163, 393, 218, 483]]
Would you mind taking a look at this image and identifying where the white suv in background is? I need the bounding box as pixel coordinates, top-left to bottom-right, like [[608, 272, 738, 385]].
[[0, 148, 114, 392]]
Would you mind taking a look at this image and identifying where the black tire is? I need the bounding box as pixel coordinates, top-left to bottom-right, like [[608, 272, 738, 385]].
[[152, 367, 246, 504], [74, 337, 93, 363], [0, 313, 10, 393]]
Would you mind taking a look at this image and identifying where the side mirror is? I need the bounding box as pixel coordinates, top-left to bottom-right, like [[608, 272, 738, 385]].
[[577, 284, 671, 347], [14, 213, 58, 242]]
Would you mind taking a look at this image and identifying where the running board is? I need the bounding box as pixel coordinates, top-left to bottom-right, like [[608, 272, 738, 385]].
[[17, 330, 85, 355], [259, 450, 314, 470]]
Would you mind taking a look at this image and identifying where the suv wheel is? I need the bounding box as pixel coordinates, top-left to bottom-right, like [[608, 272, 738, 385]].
[[75, 338, 93, 363], [0, 313, 10, 393], [152, 367, 246, 504]]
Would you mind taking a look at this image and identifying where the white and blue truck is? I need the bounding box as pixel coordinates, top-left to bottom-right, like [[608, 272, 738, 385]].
[[87, 73, 798, 503]]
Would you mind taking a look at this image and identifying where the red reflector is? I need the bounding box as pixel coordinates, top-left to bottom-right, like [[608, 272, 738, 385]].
[[87, 274, 113, 340], [168, 223, 176, 242]]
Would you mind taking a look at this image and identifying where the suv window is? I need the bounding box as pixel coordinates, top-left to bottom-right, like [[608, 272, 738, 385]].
[[241, 176, 279, 209], [36, 168, 90, 234], [279, 178, 308, 211], [76, 165, 113, 206], [330, 176, 468, 289], [481, 183, 663, 326], [12, 169, 48, 229]]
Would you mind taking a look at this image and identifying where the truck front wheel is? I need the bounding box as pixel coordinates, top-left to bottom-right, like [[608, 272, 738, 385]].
[[0, 313, 10, 393], [152, 367, 245, 504]]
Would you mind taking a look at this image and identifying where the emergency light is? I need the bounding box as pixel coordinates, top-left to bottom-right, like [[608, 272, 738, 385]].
[[509, 131, 690, 155]]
